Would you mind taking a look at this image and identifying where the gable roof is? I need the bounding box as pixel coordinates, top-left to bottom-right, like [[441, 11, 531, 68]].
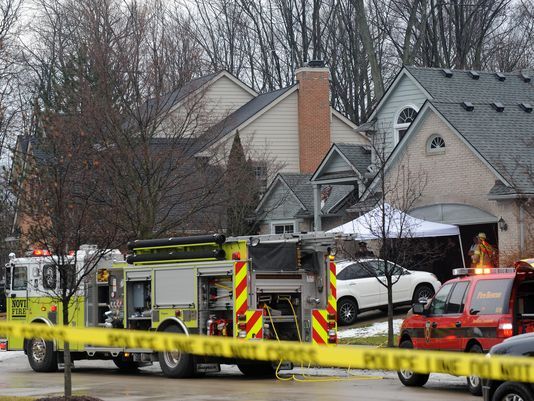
[[406, 66, 534, 104], [430, 100, 534, 194], [203, 85, 297, 150], [256, 172, 355, 218], [361, 99, 534, 201], [366, 65, 534, 124], [311, 143, 371, 183], [131, 71, 257, 128], [336, 143, 372, 176]]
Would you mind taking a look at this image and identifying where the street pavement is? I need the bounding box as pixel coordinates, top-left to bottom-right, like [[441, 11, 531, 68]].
[[0, 352, 472, 401]]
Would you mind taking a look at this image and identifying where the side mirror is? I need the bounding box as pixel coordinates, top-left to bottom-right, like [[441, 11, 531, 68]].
[[412, 302, 425, 315]]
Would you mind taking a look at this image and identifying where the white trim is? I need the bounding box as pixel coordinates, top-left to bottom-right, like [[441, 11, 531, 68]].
[[255, 174, 307, 213], [367, 68, 433, 122], [313, 177, 360, 185], [393, 104, 419, 145], [311, 144, 364, 182], [165, 71, 257, 120], [361, 101, 512, 201], [270, 220, 297, 234], [426, 134, 446, 155]]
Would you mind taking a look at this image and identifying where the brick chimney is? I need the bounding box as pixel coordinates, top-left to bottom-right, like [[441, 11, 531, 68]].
[[296, 61, 331, 173]]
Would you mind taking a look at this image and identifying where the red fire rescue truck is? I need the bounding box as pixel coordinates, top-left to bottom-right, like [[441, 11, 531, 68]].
[[398, 259, 534, 395]]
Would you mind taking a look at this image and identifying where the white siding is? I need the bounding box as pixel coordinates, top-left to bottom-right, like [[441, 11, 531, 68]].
[[203, 75, 255, 118], [374, 74, 428, 155], [156, 74, 254, 138], [239, 91, 300, 173], [331, 114, 367, 145]]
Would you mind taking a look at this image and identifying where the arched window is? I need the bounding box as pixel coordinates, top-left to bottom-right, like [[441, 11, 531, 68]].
[[426, 134, 446, 154], [394, 106, 418, 144]]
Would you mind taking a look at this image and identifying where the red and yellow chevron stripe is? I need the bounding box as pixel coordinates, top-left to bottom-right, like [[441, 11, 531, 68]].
[[245, 310, 263, 339], [327, 261, 337, 320], [234, 261, 248, 335], [311, 309, 329, 344]]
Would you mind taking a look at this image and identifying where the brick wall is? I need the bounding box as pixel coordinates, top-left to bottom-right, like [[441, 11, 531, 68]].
[[296, 67, 331, 173], [386, 110, 528, 264]]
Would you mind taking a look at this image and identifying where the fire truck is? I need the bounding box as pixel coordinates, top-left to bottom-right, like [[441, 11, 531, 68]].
[[4, 233, 338, 377]]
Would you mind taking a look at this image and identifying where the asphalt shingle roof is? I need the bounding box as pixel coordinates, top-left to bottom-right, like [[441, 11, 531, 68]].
[[406, 66, 534, 104], [430, 100, 534, 194], [335, 143, 372, 174], [278, 173, 355, 215]]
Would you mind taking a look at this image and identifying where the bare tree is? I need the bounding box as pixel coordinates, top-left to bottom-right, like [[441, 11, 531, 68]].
[[339, 129, 435, 347], [13, 112, 119, 397]]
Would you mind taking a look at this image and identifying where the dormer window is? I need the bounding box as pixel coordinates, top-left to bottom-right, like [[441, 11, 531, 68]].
[[394, 106, 418, 144]]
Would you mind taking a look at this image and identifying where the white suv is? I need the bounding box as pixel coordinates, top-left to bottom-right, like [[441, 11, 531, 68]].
[[336, 259, 441, 325]]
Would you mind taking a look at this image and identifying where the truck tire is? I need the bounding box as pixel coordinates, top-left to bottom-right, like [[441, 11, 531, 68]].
[[466, 344, 483, 396], [237, 362, 275, 378], [158, 325, 194, 378], [27, 337, 58, 372], [493, 382, 534, 401], [338, 298, 358, 326], [412, 284, 435, 304], [397, 340, 429, 387], [113, 355, 140, 372]]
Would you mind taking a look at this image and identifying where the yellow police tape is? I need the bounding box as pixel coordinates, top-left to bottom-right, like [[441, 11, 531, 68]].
[[1, 321, 532, 382]]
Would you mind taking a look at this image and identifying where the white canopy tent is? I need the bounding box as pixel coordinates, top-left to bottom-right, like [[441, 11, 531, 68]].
[[327, 203, 460, 239], [327, 203, 465, 267]]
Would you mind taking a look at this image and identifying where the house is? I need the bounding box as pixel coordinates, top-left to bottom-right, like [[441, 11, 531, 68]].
[[255, 143, 371, 233], [10, 62, 368, 244], [197, 62, 368, 179], [308, 66, 533, 266]]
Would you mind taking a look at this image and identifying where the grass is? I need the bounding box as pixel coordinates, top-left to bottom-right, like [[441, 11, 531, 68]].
[[339, 334, 398, 347], [0, 397, 36, 401]]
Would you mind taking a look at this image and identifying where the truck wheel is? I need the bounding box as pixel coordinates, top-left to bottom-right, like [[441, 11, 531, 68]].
[[338, 298, 358, 326], [113, 355, 140, 372], [237, 362, 275, 378], [466, 344, 483, 395], [412, 284, 435, 304], [158, 325, 194, 378], [27, 337, 58, 372], [493, 382, 534, 401], [397, 340, 429, 387]]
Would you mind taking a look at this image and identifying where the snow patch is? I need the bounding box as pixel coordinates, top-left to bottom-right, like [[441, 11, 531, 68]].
[[0, 351, 25, 361], [338, 319, 403, 339]]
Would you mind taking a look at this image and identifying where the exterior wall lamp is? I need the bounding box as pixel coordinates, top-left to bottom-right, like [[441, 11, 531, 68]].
[[498, 217, 508, 231]]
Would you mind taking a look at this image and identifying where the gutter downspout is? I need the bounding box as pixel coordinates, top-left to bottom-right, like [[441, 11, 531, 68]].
[[313, 184, 322, 231], [519, 203, 525, 255]]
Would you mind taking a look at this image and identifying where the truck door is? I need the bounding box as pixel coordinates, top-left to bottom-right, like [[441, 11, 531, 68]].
[[7, 264, 29, 350], [425, 282, 468, 351]]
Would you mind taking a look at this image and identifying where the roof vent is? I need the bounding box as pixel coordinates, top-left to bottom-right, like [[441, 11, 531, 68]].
[[307, 60, 325, 68], [469, 70, 480, 80], [491, 102, 505, 112], [520, 103, 533, 113], [442, 68, 453, 78], [495, 72, 506, 81], [462, 101, 474, 111], [520, 71, 531, 83]]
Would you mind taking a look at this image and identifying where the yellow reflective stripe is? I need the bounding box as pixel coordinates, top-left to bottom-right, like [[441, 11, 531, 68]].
[[245, 310, 263, 339]]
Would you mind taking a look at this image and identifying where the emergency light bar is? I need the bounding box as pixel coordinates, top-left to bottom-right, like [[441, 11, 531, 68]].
[[453, 267, 516, 276]]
